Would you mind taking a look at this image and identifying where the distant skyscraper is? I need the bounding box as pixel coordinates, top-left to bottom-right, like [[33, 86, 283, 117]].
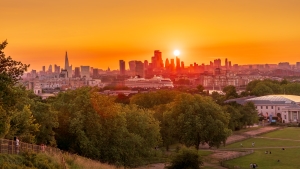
[[129, 60, 136, 76], [74, 67, 80, 78], [31, 70, 37, 78], [151, 50, 163, 69], [93, 68, 99, 78], [135, 61, 144, 78], [176, 57, 180, 70], [144, 60, 149, 69], [181, 61, 184, 69], [42, 66, 45, 72], [170, 59, 175, 71], [48, 65, 52, 73], [165, 58, 170, 69], [225, 58, 228, 68], [54, 64, 60, 73], [119, 60, 126, 75], [296, 62, 300, 69], [64, 51, 72, 78], [81, 66, 90, 79], [214, 59, 221, 68]]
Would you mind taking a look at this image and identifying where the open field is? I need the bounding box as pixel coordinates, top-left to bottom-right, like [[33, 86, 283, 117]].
[[221, 127, 300, 169]]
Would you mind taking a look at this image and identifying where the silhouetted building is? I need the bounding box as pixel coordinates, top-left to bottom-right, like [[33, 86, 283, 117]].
[[81, 66, 90, 79], [48, 65, 52, 73], [278, 62, 290, 69], [176, 57, 180, 70], [151, 50, 163, 69], [74, 67, 80, 78], [170, 59, 175, 71], [144, 60, 149, 69], [119, 60, 126, 75], [165, 58, 170, 69], [93, 68, 99, 78], [65, 52, 72, 78], [214, 59, 221, 68], [135, 61, 144, 78]]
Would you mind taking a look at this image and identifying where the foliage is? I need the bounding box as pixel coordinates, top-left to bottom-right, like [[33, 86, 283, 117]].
[[223, 105, 242, 130], [0, 40, 29, 84], [169, 93, 231, 149], [0, 152, 62, 169], [223, 85, 238, 100], [130, 90, 180, 109], [6, 105, 40, 143], [165, 147, 203, 169], [239, 102, 259, 127], [50, 87, 161, 167], [246, 79, 284, 96], [114, 93, 130, 104]]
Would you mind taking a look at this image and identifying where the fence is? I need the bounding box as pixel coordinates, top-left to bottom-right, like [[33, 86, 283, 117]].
[[0, 138, 67, 169]]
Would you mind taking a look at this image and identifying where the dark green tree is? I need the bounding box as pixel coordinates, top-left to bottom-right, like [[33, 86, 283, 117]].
[[166, 147, 203, 169], [223, 85, 238, 99], [170, 93, 231, 149]]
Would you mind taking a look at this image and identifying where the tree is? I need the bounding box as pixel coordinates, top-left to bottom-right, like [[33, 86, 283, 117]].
[[252, 83, 273, 96], [6, 105, 40, 143], [170, 93, 231, 149], [51, 87, 161, 167], [223, 85, 238, 99], [130, 90, 179, 109], [0, 40, 29, 84], [196, 84, 207, 95], [223, 105, 242, 130], [239, 102, 259, 128], [166, 147, 203, 169]]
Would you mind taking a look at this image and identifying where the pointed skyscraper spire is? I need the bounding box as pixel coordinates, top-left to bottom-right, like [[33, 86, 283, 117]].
[[65, 51, 69, 70]]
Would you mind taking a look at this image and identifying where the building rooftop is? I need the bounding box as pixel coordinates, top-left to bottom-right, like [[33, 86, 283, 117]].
[[225, 95, 300, 105]]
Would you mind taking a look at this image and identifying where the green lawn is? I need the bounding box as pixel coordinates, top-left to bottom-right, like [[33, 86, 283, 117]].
[[261, 127, 300, 140], [223, 137, 300, 149], [222, 127, 300, 169], [224, 148, 300, 169]]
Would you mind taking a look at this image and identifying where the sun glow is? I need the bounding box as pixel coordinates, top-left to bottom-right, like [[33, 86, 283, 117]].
[[173, 50, 180, 56]]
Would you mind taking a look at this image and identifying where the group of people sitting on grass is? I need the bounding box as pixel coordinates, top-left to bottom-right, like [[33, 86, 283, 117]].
[[250, 163, 258, 168]]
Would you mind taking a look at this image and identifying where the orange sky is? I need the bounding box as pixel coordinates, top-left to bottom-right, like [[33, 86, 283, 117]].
[[2, 0, 300, 71]]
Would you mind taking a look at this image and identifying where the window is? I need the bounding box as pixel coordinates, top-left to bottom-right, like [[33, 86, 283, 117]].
[[271, 106, 273, 109], [278, 107, 280, 110], [284, 115, 286, 119], [266, 106, 268, 109], [261, 106, 263, 109]]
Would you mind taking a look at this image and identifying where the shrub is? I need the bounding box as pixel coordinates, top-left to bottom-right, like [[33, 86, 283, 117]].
[[165, 147, 203, 169]]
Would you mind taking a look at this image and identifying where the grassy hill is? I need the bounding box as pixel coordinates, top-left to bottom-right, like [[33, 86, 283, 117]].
[[0, 151, 118, 169]]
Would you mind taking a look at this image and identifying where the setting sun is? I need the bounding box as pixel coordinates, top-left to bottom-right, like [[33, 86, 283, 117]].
[[173, 50, 180, 56]]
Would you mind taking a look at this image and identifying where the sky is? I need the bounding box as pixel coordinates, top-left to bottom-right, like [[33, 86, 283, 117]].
[[2, 0, 300, 71]]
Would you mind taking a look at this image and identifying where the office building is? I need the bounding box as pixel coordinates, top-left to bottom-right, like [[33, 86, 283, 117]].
[[119, 60, 126, 75]]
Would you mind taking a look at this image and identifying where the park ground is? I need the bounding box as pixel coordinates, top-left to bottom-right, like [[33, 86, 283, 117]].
[[136, 125, 298, 169]]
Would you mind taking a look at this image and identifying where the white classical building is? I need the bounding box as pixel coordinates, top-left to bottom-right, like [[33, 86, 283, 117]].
[[226, 95, 300, 123]]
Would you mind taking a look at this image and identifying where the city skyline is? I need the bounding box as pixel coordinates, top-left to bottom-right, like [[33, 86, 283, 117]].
[[2, 0, 300, 71]]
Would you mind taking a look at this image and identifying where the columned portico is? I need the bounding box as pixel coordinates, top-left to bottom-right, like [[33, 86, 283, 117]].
[[283, 106, 300, 123]]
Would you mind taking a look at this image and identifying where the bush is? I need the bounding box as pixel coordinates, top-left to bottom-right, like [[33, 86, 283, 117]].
[[165, 147, 203, 169]]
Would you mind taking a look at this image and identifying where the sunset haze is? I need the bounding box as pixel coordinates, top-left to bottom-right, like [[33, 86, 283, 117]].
[[2, 0, 300, 70]]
